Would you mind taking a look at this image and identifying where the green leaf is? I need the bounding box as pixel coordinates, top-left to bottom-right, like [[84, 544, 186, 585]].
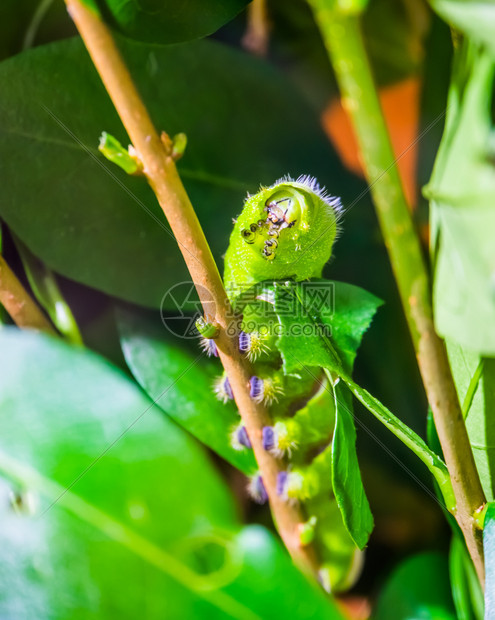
[[429, 0, 495, 56], [270, 279, 455, 539], [484, 502, 495, 619], [272, 279, 381, 548], [273, 279, 383, 375], [426, 41, 495, 355], [116, 305, 256, 475], [0, 327, 341, 618], [331, 380, 374, 550], [98, 130, 141, 174], [449, 535, 484, 620], [95, 0, 249, 45], [373, 552, 457, 619], [0, 37, 340, 308], [0, 327, 240, 617], [224, 526, 344, 619]]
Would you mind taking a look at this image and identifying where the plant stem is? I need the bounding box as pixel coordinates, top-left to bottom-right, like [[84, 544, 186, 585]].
[[15, 237, 83, 345], [65, 0, 320, 575], [22, 0, 55, 50], [242, 0, 270, 57], [309, 3, 486, 583], [0, 254, 56, 334]]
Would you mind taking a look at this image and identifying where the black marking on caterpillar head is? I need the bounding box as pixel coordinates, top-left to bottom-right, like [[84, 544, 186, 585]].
[[241, 199, 297, 260], [263, 247, 276, 260], [259, 199, 298, 261], [241, 225, 257, 244], [241, 220, 267, 245]]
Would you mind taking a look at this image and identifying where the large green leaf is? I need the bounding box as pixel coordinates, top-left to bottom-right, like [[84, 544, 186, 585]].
[[0, 327, 341, 618], [272, 279, 382, 548], [0, 327, 237, 617], [0, 36, 340, 308], [116, 305, 256, 474], [426, 40, 495, 354], [373, 552, 456, 619], [95, 0, 249, 45]]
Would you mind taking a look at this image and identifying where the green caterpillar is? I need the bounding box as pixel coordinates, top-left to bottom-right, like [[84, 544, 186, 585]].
[[200, 175, 364, 592]]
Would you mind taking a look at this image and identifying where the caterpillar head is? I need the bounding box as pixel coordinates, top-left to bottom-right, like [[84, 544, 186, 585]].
[[224, 175, 342, 292]]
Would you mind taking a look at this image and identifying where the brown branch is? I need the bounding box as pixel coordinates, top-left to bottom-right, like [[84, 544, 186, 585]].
[[0, 254, 55, 333], [65, 0, 319, 575], [309, 5, 486, 584]]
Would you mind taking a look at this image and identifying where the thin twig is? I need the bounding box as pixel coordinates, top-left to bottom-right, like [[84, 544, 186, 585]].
[[242, 0, 270, 57], [309, 3, 486, 584], [0, 254, 56, 334], [65, 0, 320, 575]]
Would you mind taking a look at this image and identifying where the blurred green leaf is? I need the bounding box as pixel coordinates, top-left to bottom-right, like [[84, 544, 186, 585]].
[[449, 535, 484, 620], [0, 327, 240, 617], [373, 552, 456, 619], [116, 305, 256, 475], [223, 526, 344, 619], [95, 0, 249, 45], [427, 40, 495, 354], [0, 37, 340, 308], [0, 327, 341, 619], [483, 502, 495, 619], [429, 0, 495, 56]]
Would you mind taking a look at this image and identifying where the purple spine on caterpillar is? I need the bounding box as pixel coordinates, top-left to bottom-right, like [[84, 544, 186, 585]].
[[276, 471, 288, 497], [214, 374, 234, 403], [262, 426, 275, 451], [238, 331, 250, 353], [200, 336, 218, 357], [257, 477, 268, 504], [237, 425, 251, 449], [248, 474, 268, 504], [224, 377, 234, 400], [249, 376, 264, 401]]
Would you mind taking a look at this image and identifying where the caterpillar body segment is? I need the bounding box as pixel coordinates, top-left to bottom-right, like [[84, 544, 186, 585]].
[[206, 176, 362, 592]]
